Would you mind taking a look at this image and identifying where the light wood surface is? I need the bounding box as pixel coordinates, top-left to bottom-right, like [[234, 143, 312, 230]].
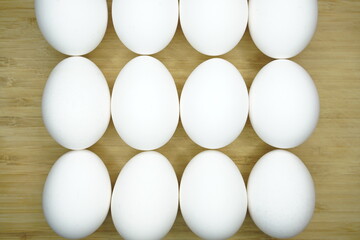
[[1, 0, 359, 239]]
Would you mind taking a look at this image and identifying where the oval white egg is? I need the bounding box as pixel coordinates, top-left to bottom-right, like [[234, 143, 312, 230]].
[[247, 150, 315, 238], [180, 58, 249, 149], [42, 57, 110, 150], [111, 151, 178, 239], [249, 0, 318, 58], [35, 0, 108, 55], [112, 0, 178, 55], [249, 60, 319, 148], [111, 56, 179, 150], [180, 0, 248, 56], [43, 150, 111, 239], [180, 150, 247, 239]]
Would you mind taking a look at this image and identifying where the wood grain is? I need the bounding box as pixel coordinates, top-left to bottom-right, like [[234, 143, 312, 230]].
[[1, 0, 359, 239]]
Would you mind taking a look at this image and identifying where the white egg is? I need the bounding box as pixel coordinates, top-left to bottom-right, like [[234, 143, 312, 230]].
[[249, 0, 318, 58], [42, 57, 110, 150], [111, 151, 178, 239], [180, 58, 249, 149], [112, 0, 178, 55], [111, 56, 179, 150], [180, 0, 248, 56], [180, 150, 247, 239], [249, 60, 319, 148], [43, 150, 111, 239], [35, 0, 108, 55], [247, 150, 315, 238]]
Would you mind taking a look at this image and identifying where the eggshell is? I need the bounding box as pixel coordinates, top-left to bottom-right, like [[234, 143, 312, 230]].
[[111, 151, 178, 239], [249, 0, 318, 58], [180, 58, 248, 149], [180, 0, 248, 56], [35, 0, 108, 55], [247, 150, 315, 238], [180, 150, 247, 239], [112, 0, 178, 55], [42, 57, 110, 150], [249, 60, 319, 148], [111, 56, 179, 150], [43, 150, 111, 239]]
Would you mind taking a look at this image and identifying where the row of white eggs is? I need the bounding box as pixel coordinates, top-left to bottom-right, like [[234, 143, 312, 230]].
[[43, 149, 315, 239], [35, 0, 317, 58], [42, 56, 320, 151]]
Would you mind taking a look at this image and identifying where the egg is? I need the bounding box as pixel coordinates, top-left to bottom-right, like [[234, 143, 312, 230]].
[[111, 151, 178, 239], [35, 0, 108, 55], [249, 0, 318, 58], [180, 150, 247, 239], [112, 0, 178, 55], [111, 56, 179, 150], [249, 60, 319, 148], [180, 0, 248, 56], [247, 150, 315, 238], [43, 150, 111, 239], [180, 58, 249, 149], [42, 57, 110, 150]]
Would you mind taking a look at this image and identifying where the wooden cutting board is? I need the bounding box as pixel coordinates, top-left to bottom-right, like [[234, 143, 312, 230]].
[[0, 0, 359, 239]]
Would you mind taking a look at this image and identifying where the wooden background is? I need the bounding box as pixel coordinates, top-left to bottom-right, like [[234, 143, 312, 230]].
[[1, 0, 359, 239]]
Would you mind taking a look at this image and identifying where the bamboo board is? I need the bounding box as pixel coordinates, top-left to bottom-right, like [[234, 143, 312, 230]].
[[0, 0, 359, 239]]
